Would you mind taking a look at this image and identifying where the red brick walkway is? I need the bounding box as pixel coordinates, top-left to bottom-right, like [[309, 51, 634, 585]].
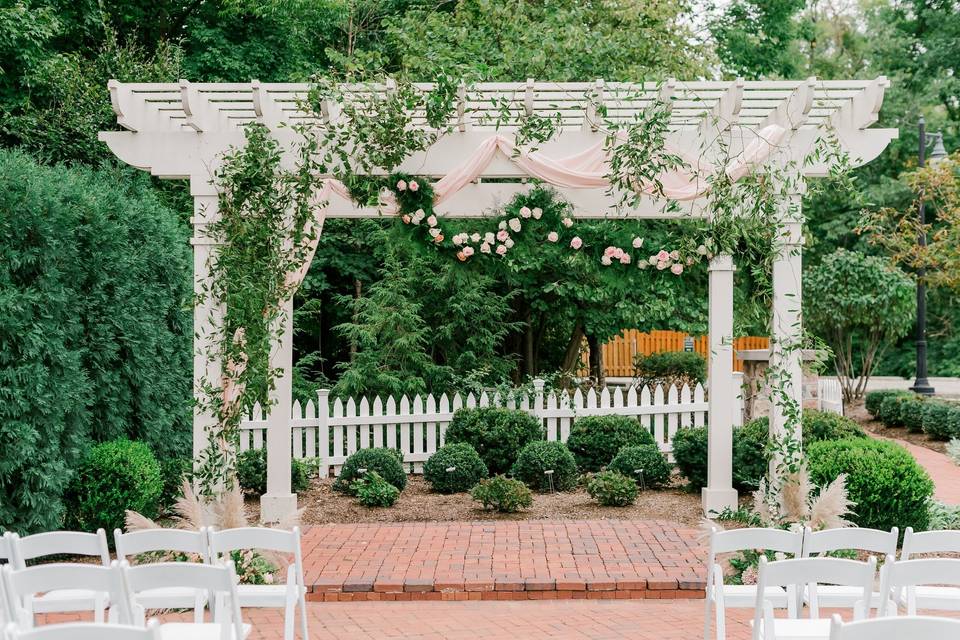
[[300, 520, 706, 600]]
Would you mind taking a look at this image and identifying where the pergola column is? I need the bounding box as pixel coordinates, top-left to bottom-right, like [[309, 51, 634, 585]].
[[703, 253, 738, 515], [769, 181, 805, 466], [261, 298, 296, 523]]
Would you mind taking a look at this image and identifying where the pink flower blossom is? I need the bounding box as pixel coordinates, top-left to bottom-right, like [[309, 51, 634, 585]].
[[601, 255, 613, 266], [562, 217, 574, 228], [472, 233, 482, 243], [429, 227, 441, 238], [670, 250, 680, 260], [686, 257, 694, 266], [496, 244, 508, 255], [604, 246, 617, 257], [632, 237, 644, 249], [613, 247, 625, 259], [484, 232, 495, 244], [547, 231, 559, 242], [462, 246, 475, 257], [532, 207, 542, 219], [648, 255, 658, 265], [408, 180, 419, 192], [497, 229, 509, 242], [570, 237, 583, 250], [656, 261, 668, 270], [456, 251, 467, 262], [508, 218, 522, 233], [434, 233, 444, 243], [453, 234, 464, 246], [671, 263, 684, 275], [498, 221, 507, 230], [619, 253, 631, 265], [696, 244, 708, 255], [505, 238, 515, 249], [656, 250, 670, 262], [480, 243, 492, 254], [519, 206, 532, 218], [401, 214, 411, 224], [427, 215, 438, 227], [396, 180, 407, 191]]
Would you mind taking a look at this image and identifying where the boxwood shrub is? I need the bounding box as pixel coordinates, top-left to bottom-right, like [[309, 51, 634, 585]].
[[607, 444, 671, 488], [236, 448, 311, 496], [423, 443, 488, 493], [66, 439, 163, 533], [587, 470, 639, 506], [445, 407, 542, 475], [921, 401, 960, 441], [865, 389, 912, 418], [878, 394, 912, 428], [471, 475, 533, 513], [566, 415, 655, 472], [332, 448, 407, 494], [900, 396, 929, 433], [807, 438, 934, 533], [510, 441, 578, 492], [633, 351, 706, 388], [672, 422, 768, 491]]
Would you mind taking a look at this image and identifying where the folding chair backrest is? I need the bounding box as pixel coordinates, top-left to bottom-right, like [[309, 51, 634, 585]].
[[901, 528, 960, 559], [829, 614, 960, 640], [208, 527, 299, 556], [0, 534, 14, 564], [1, 563, 131, 625], [878, 556, 960, 616], [13, 531, 110, 568], [9, 620, 161, 640], [802, 527, 898, 558], [114, 528, 209, 564]]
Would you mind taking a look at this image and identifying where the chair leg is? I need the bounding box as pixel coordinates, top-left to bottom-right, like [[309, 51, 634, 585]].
[[299, 592, 309, 640], [284, 597, 296, 640], [704, 595, 712, 640], [94, 594, 106, 624]]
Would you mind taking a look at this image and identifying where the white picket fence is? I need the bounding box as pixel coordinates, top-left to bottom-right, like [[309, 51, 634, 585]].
[[239, 381, 707, 476]]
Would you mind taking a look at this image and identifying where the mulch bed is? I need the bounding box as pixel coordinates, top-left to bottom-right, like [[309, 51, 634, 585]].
[[845, 400, 948, 455]]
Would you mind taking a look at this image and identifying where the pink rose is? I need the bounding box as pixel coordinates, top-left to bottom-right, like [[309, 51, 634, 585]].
[[656, 250, 670, 262], [648, 255, 658, 265], [434, 233, 444, 243], [508, 218, 521, 233], [532, 207, 542, 219], [656, 261, 668, 270], [519, 206, 532, 218], [604, 246, 617, 258], [427, 215, 438, 227], [619, 254, 631, 265], [463, 246, 475, 257], [408, 180, 419, 192], [632, 237, 644, 249], [496, 244, 508, 255], [570, 237, 583, 250], [601, 255, 613, 266], [402, 214, 411, 224], [480, 243, 492, 254], [505, 238, 515, 248], [547, 231, 559, 242], [453, 234, 464, 246], [670, 250, 680, 260], [396, 180, 407, 191], [613, 247, 625, 259], [456, 251, 467, 262], [562, 217, 574, 228], [497, 230, 509, 242], [671, 263, 684, 275]]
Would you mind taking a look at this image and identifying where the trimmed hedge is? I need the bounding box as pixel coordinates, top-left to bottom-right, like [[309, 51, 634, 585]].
[[808, 438, 933, 533], [900, 396, 929, 433], [566, 415, 655, 472], [633, 351, 706, 388], [333, 448, 407, 494], [878, 394, 912, 428], [510, 441, 578, 492], [65, 439, 163, 533], [921, 401, 960, 441], [672, 422, 768, 491], [423, 443, 488, 493], [865, 389, 912, 418], [445, 407, 542, 475], [236, 448, 311, 496], [607, 444, 671, 488]]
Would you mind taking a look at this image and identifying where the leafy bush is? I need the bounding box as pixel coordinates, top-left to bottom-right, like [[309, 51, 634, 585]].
[[423, 443, 488, 493], [587, 470, 639, 506], [332, 448, 407, 494], [671, 426, 709, 489], [633, 351, 706, 388], [928, 500, 960, 531], [900, 396, 929, 433], [671, 423, 768, 491], [351, 471, 400, 507], [510, 441, 578, 492], [470, 475, 533, 513], [799, 410, 867, 443], [159, 457, 192, 512], [445, 407, 542, 475], [566, 415, 655, 472], [0, 151, 192, 533], [808, 438, 934, 533], [921, 401, 960, 440], [66, 439, 163, 533], [236, 448, 311, 496], [948, 439, 960, 466], [878, 394, 911, 428], [865, 389, 912, 417], [607, 445, 671, 488]]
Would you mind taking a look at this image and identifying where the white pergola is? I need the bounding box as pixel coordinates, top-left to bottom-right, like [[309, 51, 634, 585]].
[[100, 77, 896, 522]]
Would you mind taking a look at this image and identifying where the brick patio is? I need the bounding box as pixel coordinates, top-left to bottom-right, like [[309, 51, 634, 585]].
[[300, 519, 706, 601]]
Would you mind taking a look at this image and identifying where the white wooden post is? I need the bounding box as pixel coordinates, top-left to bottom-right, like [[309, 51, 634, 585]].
[[769, 181, 805, 469], [703, 253, 738, 515], [191, 178, 221, 463], [317, 389, 330, 478], [261, 297, 296, 523]]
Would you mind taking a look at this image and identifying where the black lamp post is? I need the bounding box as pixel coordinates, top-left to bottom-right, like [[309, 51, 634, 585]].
[[910, 118, 948, 396]]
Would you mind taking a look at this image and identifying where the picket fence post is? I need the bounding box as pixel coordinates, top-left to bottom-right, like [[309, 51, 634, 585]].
[[317, 388, 330, 478], [532, 378, 545, 424]]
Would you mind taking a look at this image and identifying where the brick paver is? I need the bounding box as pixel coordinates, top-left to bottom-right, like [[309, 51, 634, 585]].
[[300, 520, 706, 600]]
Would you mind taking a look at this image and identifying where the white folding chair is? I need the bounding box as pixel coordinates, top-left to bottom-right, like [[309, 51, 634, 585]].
[[9, 530, 111, 622], [207, 527, 308, 640], [828, 613, 960, 640], [122, 561, 248, 640], [1, 562, 131, 629], [114, 528, 210, 622], [800, 526, 898, 611], [752, 556, 876, 640], [6, 619, 162, 640], [704, 526, 804, 640], [878, 557, 960, 617], [899, 528, 960, 610]]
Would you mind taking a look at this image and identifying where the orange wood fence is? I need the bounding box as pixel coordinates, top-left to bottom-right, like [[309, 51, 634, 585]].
[[587, 330, 769, 377]]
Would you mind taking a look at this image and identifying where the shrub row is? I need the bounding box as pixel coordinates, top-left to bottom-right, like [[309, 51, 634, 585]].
[[866, 389, 960, 440]]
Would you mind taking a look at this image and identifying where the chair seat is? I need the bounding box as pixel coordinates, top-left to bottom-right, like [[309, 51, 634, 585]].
[[803, 585, 881, 608], [159, 622, 252, 640], [906, 586, 960, 611], [135, 587, 209, 610], [752, 618, 832, 640], [30, 589, 107, 612], [719, 584, 790, 608], [236, 584, 306, 607]]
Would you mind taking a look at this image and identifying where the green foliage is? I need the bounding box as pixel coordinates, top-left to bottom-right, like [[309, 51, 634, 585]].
[[748, 411, 866, 446], [0, 150, 190, 534], [66, 439, 163, 533], [510, 441, 578, 492], [672, 423, 768, 491], [921, 401, 960, 441], [470, 475, 533, 513], [670, 427, 709, 490], [423, 443, 488, 494], [566, 415, 655, 472], [351, 471, 400, 507], [927, 500, 960, 531], [805, 250, 915, 401], [878, 394, 912, 428], [808, 438, 934, 533], [235, 448, 311, 496], [899, 396, 930, 433], [158, 457, 192, 512], [332, 448, 406, 495], [587, 470, 639, 507], [607, 445, 671, 488], [710, 0, 806, 79], [865, 390, 912, 417], [633, 351, 706, 389], [444, 408, 542, 475]]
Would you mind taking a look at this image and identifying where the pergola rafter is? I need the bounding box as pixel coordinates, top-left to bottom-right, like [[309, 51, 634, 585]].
[[99, 77, 897, 522]]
